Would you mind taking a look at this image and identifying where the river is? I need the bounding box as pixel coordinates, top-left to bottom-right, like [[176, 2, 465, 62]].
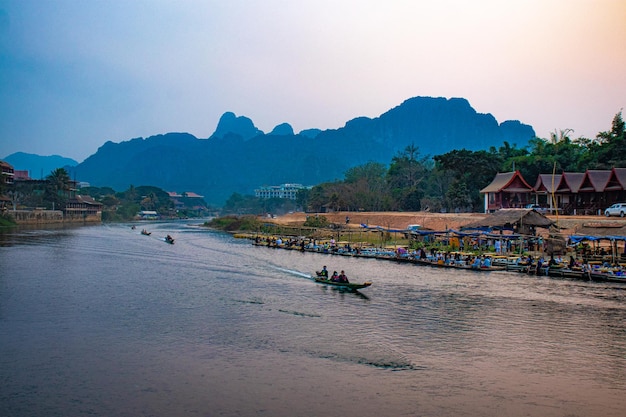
[[1, 221, 625, 417]]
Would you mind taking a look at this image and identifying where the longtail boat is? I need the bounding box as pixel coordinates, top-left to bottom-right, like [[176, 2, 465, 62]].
[[314, 272, 371, 290]]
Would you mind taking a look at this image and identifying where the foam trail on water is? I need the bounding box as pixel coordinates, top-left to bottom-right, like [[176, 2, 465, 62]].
[[275, 267, 314, 280]]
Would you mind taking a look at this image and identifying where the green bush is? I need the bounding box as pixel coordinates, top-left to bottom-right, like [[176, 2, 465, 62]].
[[0, 212, 16, 227], [205, 215, 261, 232], [303, 215, 329, 228]]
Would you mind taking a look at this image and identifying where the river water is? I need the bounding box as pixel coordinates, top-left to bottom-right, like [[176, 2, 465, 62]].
[[1, 221, 625, 417]]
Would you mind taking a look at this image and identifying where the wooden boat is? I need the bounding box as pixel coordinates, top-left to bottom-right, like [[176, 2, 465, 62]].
[[164, 235, 175, 244], [589, 271, 626, 283], [314, 271, 371, 290], [314, 277, 372, 290], [141, 229, 151, 236]]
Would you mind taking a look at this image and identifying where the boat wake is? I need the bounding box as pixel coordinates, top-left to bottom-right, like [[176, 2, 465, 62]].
[[274, 267, 315, 280]]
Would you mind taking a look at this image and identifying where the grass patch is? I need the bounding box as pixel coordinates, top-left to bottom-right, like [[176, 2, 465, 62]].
[[0, 212, 17, 227]]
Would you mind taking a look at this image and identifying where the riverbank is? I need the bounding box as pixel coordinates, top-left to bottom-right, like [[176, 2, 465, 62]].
[[269, 210, 624, 236]]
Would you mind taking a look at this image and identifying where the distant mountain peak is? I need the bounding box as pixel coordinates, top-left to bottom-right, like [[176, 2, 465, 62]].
[[212, 112, 264, 140], [269, 123, 294, 136], [3, 152, 78, 179]]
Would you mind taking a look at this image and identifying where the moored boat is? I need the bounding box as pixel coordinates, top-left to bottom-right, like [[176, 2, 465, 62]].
[[589, 270, 626, 283]]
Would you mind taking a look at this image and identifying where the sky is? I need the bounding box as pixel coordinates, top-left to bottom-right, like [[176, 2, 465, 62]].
[[1, 0, 625, 162]]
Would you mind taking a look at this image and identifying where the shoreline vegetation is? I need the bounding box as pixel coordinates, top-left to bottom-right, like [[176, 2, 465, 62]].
[[0, 212, 16, 227]]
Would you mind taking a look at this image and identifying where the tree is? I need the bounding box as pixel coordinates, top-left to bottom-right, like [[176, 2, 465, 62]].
[[586, 111, 626, 168], [7, 190, 24, 210], [434, 149, 501, 211], [387, 145, 430, 211], [307, 184, 330, 213], [295, 188, 311, 211], [344, 162, 389, 211], [45, 167, 71, 209], [445, 181, 473, 212]]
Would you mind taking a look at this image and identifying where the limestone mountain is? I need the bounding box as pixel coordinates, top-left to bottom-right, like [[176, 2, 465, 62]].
[[68, 96, 535, 205], [2, 152, 78, 179]]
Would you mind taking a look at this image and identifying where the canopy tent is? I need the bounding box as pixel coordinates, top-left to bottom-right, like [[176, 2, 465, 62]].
[[569, 235, 626, 243], [360, 223, 521, 240]]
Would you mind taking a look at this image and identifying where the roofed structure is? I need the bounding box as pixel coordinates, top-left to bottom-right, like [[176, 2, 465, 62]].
[[534, 174, 563, 194], [560, 172, 585, 193], [480, 171, 533, 213], [482, 168, 626, 215], [608, 167, 626, 190], [580, 170, 612, 192], [462, 208, 554, 234]]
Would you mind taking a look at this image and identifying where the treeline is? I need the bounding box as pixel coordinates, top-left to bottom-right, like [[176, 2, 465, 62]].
[[223, 111, 625, 214], [80, 185, 177, 221], [3, 169, 190, 221]]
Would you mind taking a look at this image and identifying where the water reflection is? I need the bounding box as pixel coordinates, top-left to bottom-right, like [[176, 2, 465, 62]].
[[1, 221, 625, 417]]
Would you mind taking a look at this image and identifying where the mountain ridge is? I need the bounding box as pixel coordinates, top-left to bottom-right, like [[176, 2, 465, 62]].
[[7, 96, 535, 205]]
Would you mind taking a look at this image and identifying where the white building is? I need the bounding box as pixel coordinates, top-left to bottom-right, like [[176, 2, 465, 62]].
[[254, 183, 311, 200]]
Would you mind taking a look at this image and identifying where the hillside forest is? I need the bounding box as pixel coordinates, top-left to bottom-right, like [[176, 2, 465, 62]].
[[2, 112, 624, 221], [223, 111, 626, 215]]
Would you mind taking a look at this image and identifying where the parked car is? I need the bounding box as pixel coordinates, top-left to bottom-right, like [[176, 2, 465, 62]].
[[604, 203, 626, 217]]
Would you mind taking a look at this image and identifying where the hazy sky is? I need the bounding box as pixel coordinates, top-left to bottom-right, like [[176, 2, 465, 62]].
[[1, 0, 625, 162]]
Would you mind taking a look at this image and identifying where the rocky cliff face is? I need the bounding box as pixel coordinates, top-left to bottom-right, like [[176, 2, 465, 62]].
[[69, 96, 535, 205]]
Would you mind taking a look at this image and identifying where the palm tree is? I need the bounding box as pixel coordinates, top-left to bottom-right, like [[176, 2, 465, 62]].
[[45, 168, 71, 209]]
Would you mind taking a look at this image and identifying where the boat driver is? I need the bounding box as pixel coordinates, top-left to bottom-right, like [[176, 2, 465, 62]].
[[320, 266, 328, 277]]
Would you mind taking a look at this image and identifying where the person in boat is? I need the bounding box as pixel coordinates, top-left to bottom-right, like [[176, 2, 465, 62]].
[[319, 266, 329, 278], [568, 256, 576, 269], [330, 271, 339, 281], [471, 257, 481, 269], [166, 234, 174, 242], [535, 257, 544, 275], [131, 225, 136, 230], [338, 270, 349, 283], [482, 256, 492, 268]]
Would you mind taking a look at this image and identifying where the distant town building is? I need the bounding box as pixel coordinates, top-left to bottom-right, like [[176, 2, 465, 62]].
[[13, 170, 31, 181], [64, 195, 103, 221], [167, 191, 208, 212], [137, 210, 159, 220], [254, 183, 311, 200], [1, 161, 15, 185]]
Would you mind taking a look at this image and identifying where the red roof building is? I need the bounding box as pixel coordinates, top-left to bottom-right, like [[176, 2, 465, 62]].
[[480, 171, 533, 213], [482, 168, 626, 214]]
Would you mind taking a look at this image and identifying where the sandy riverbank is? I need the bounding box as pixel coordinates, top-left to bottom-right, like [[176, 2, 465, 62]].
[[270, 211, 625, 236]]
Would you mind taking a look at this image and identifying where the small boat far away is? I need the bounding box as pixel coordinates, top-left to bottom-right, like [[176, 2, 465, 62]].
[[164, 235, 175, 244]]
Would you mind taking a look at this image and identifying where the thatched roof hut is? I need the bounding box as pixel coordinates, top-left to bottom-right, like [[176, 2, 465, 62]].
[[461, 208, 554, 232]]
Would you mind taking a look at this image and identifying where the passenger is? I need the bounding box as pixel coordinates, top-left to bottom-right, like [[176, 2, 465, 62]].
[[471, 257, 481, 269], [331, 271, 339, 281], [338, 270, 349, 283], [549, 255, 558, 266], [482, 257, 492, 268]]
